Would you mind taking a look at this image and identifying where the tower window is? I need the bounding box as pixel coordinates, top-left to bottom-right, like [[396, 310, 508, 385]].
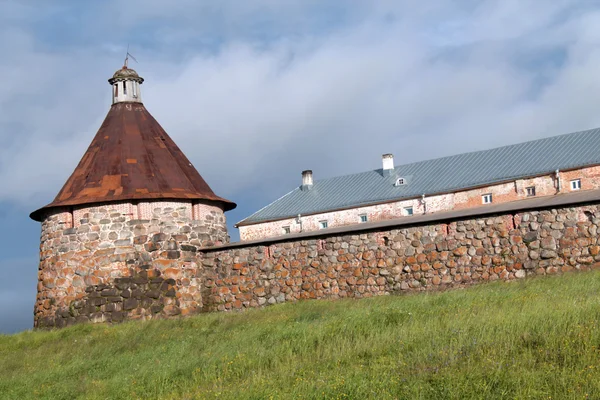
[[526, 186, 536, 197], [359, 214, 368, 223], [132, 82, 137, 98], [319, 220, 328, 229], [123, 81, 127, 95], [404, 206, 413, 216], [570, 179, 581, 191], [282, 226, 291, 235], [114, 84, 118, 96], [482, 193, 493, 204]]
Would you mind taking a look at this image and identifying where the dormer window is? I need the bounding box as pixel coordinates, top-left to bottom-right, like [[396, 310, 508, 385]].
[[395, 177, 406, 186]]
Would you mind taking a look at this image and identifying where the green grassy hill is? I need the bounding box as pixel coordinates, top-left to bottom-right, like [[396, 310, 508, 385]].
[[3, 272, 600, 399]]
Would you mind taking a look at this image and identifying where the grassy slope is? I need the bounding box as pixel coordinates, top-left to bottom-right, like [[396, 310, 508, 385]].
[[2, 273, 600, 400]]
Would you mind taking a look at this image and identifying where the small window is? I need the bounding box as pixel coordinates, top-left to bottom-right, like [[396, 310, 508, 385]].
[[482, 193, 493, 204], [114, 84, 118, 97], [570, 179, 581, 191], [282, 226, 291, 235], [404, 206, 413, 216], [359, 214, 368, 223], [395, 177, 406, 186], [319, 220, 328, 229], [526, 186, 536, 197], [132, 83, 137, 98], [123, 81, 127, 95]]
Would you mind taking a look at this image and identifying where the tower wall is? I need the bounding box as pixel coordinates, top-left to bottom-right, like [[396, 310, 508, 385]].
[[35, 200, 228, 328]]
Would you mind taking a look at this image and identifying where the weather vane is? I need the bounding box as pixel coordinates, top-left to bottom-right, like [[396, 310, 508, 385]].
[[124, 44, 138, 68]]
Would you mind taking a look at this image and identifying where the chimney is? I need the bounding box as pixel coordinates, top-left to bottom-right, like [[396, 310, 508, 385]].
[[301, 170, 313, 191], [382, 154, 394, 176]]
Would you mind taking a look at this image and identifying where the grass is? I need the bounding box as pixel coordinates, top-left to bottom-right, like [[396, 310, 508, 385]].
[[2, 272, 600, 399]]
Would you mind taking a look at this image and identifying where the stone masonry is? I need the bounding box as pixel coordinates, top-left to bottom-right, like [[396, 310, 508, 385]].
[[37, 196, 600, 328], [202, 204, 600, 310], [35, 201, 228, 327]]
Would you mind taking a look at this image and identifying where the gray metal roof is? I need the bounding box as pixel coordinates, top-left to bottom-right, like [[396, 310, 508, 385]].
[[238, 127, 600, 226]]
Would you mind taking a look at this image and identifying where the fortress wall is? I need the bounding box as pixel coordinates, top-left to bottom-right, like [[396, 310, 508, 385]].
[[35, 200, 228, 328], [201, 203, 600, 312], [36, 199, 600, 328]]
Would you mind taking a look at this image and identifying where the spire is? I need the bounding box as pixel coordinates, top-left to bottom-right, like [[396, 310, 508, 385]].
[[30, 66, 236, 221]]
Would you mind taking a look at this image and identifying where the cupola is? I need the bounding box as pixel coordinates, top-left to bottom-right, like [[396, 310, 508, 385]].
[[108, 65, 144, 104]]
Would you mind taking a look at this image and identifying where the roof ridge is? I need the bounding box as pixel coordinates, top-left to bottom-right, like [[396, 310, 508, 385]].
[[395, 126, 600, 170], [309, 125, 600, 184]]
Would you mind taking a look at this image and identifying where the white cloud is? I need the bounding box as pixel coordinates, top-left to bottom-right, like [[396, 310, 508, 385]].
[[1, 0, 600, 212]]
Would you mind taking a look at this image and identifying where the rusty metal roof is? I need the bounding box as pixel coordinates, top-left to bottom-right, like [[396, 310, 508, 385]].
[[30, 102, 236, 221]]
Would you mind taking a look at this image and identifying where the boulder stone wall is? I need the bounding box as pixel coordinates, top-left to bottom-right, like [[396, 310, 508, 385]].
[[35, 201, 600, 328], [200, 204, 600, 311], [35, 200, 228, 328]]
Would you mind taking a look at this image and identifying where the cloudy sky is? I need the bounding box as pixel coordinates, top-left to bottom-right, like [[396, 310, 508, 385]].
[[2, 0, 600, 333]]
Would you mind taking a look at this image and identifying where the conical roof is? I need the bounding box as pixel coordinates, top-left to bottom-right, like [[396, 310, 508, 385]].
[[30, 102, 236, 221]]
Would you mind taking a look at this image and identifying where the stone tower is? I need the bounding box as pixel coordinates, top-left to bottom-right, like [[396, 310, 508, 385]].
[[30, 64, 236, 328]]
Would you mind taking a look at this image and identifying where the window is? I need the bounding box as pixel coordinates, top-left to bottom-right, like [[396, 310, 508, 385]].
[[395, 177, 406, 186], [282, 226, 291, 235], [482, 194, 493, 204], [123, 81, 127, 95], [114, 84, 118, 96], [359, 214, 368, 223], [526, 186, 536, 197], [132, 83, 137, 98], [404, 206, 413, 216], [570, 179, 581, 191], [319, 220, 328, 229]]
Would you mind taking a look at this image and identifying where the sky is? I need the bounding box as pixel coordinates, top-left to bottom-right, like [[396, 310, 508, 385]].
[[1, 0, 600, 333]]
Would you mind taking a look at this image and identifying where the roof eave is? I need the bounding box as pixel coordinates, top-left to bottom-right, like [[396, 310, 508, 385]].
[[30, 195, 237, 222]]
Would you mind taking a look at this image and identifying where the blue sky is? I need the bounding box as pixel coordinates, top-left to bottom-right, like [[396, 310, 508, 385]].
[[2, 0, 600, 333]]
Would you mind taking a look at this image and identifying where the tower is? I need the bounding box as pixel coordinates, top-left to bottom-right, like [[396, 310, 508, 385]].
[[30, 64, 236, 328]]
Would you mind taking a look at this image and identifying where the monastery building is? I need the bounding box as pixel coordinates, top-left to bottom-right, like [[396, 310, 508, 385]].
[[237, 130, 600, 240]]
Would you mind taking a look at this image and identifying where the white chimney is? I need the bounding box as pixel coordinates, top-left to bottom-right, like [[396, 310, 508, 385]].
[[301, 170, 313, 190], [382, 154, 394, 176]]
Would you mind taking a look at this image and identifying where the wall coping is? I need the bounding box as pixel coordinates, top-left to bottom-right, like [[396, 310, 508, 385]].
[[202, 189, 600, 252]]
